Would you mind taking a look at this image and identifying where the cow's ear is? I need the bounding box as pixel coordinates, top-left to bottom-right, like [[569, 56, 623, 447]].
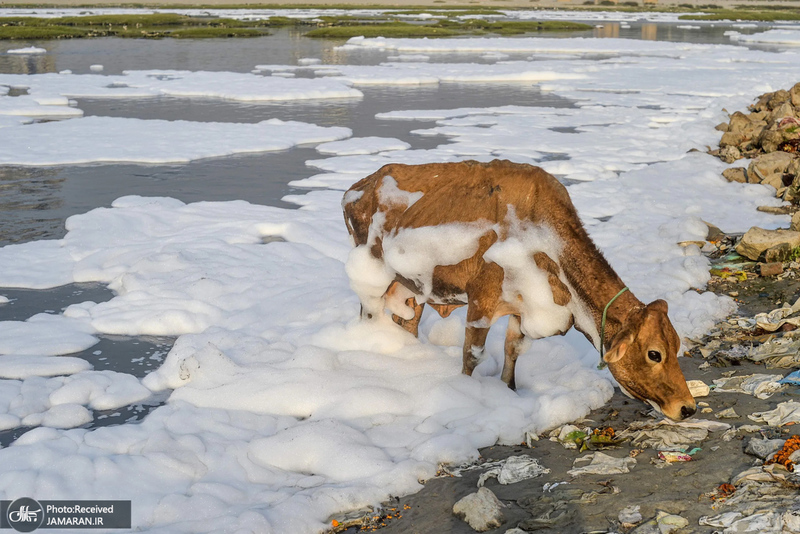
[[603, 339, 629, 364]]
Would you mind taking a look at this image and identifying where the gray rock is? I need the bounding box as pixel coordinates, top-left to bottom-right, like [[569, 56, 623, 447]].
[[719, 146, 742, 165], [769, 101, 796, 124], [760, 127, 787, 153], [736, 227, 800, 261], [768, 89, 791, 110], [744, 437, 785, 459], [792, 81, 800, 108], [720, 130, 744, 148], [761, 172, 785, 190], [748, 151, 795, 181], [791, 211, 800, 232], [729, 111, 751, 132], [453, 487, 506, 532]]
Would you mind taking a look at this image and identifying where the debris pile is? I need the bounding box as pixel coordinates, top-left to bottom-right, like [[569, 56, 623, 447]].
[[712, 82, 800, 203]]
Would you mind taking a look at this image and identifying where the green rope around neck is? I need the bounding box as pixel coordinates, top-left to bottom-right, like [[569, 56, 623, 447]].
[[597, 286, 629, 370]]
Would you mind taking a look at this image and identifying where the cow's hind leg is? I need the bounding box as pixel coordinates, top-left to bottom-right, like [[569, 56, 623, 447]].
[[392, 298, 425, 337], [501, 315, 524, 390]]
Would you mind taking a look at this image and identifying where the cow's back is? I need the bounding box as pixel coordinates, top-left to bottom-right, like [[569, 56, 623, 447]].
[[343, 160, 574, 244]]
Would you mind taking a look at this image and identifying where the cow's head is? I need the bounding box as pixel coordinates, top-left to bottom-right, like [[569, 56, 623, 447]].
[[603, 299, 696, 421]]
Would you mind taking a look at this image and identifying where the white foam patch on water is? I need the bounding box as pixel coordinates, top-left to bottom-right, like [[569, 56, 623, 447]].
[[316, 136, 410, 155], [0, 117, 350, 165], [0, 34, 798, 534], [0, 355, 92, 379], [0, 70, 362, 102], [728, 29, 800, 45], [0, 314, 98, 356], [0, 370, 149, 430], [6, 47, 46, 55]]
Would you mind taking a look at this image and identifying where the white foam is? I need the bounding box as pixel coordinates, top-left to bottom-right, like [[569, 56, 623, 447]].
[[6, 46, 46, 55], [0, 313, 98, 356], [0, 28, 799, 534], [728, 29, 800, 45], [0, 117, 350, 165], [316, 136, 410, 155]]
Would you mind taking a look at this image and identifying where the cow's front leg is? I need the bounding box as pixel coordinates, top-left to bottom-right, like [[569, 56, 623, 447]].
[[392, 298, 425, 337], [463, 322, 489, 376], [501, 314, 524, 390]]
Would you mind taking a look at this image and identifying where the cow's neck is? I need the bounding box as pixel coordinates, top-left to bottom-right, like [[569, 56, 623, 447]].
[[557, 237, 643, 352]]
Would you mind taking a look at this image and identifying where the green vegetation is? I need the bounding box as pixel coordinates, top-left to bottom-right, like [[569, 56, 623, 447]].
[[305, 23, 461, 39], [680, 9, 800, 20], [0, 25, 90, 40], [0, 13, 272, 39], [307, 18, 592, 39]]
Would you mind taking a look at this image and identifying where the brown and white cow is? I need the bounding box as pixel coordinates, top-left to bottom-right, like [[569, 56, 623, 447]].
[[342, 159, 696, 421]]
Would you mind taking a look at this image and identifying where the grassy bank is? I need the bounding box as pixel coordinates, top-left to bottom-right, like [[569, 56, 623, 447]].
[[0, 13, 279, 38]]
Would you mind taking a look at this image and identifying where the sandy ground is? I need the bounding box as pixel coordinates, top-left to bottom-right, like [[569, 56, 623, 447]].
[[331, 273, 800, 533]]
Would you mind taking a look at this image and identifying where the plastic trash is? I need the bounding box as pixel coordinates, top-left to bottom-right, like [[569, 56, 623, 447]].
[[699, 512, 743, 528], [687, 379, 710, 397], [749, 400, 800, 426], [715, 407, 739, 419], [618, 504, 642, 527], [749, 337, 800, 368], [754, 297, 800, 332], [780, 370, 800, 385], [567, 452, 636, 476], [618, 419, 729, 450], [712, 373, 784, 399], [477, 455, 550, 487]]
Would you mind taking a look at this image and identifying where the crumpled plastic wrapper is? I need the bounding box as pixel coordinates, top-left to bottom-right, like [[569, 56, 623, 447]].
[[749, 401, 800, 427], [755, 297, 800, 332], [749, 337, 800, 369], [616, 419, 730, 450], [713, 373, 785, 399], [567, 452, 636, 476], [477, 455, 550, 486]]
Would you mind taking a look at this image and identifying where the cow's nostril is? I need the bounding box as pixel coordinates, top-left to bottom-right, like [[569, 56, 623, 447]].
[[681, 405, 696, 419]]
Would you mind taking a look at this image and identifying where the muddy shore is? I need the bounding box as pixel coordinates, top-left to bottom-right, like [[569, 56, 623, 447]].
[[334, 264, 800, 533]]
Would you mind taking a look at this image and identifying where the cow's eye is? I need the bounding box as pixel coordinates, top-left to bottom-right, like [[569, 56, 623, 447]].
[[647, 350, 662, 363]]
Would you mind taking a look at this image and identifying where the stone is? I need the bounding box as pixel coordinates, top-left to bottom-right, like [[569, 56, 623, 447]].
[[719, 130, 744, 148], [769, 101, 796, 124], [721, 167, 746, 182], [761, 172, 785, 190], [792, 82, 800, 108], [791, 211, 800, 232], [736, 227, 800, 261], [748, 151, 795, 181], [728, 110, 751, 132], [759, 262, 784, 277], [656, 512, 689, 534], [719, 146, 742, 164], [768, 89, 791, 110], [765, 243, 791, 263], [453, 488, 506, 532], [760, 127, 787, 153], [715, 122, 729, 132]]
